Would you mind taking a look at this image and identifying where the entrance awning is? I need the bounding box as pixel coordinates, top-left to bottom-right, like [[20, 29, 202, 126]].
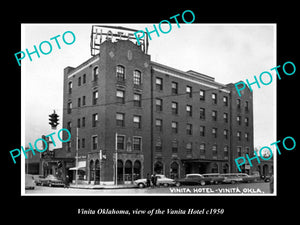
[[69, 161, 86, 171]]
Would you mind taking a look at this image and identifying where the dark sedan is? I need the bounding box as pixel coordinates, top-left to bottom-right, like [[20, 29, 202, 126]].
[[175, 174, 210, 186], [40, 175, 65, 187]]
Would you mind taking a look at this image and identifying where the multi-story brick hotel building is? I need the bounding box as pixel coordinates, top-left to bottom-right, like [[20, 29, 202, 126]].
[[62, 27, 254, 184]]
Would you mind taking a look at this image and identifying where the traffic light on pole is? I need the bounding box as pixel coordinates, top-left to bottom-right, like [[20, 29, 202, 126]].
[[49, 110, 59, 129]]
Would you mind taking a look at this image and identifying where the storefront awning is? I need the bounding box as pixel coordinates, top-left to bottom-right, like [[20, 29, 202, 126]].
[[69, 161, 86, 171]]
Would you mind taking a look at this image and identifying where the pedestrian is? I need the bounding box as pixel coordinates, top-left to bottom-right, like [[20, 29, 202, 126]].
[[146, 173, 151, 187], [64, 175, 70, 188], [151, 174, 155, 188], [269, 174, 274, 193], [154, 174, 158, 187]]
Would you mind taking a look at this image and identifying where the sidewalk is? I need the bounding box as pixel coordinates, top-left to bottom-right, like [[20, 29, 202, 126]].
[[69, 183, 137, 189]]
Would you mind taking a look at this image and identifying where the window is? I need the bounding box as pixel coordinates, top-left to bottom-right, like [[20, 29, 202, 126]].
[[224, 129, 228, 139], [172, 140, 178, 153], [223, 113, 228, 123], [78, 97, 81, 107], [82, 117, 85, 128], [133, 137, 142, 151], [237, 99, 241, 109], [67, 102, 72, 114], [67, 122, 71, 131], [156, 98, 162, 111], [92, 136, 98, 150], [68, 81, 72, 94], [82, 96, 86, 106], [156, 119, 162, 131], [212, 110, 217, 121], [200, 90, 205, 100], [186, 105, 192, 117], [133, 93, 141, 107], [224, 146, 229, 158], [116, 90, 125, 104], [117, 135, 125, 150], [212, 93, 217, 104], [212, 145, 217, 156], [245, 101, 249, 112], [172, 102, 178, 115], [172, 121, 178, 133], [133, 70, 142, 85], [237, 146, 242, 156], [78, 76, 81, 86], [77, 118, 81, 128], [116, 113, 125, 127], [200, 108, 205, 120], [82, 138, 85, 148], [223, 96, 228, 106], [93, 66, 99, 81], [200, 126, 205, 137], [156, 138, 162, 152], [245, 117, 249, 126], [212, 128, 217, 138], [186, 123, 192, 135], [186, 86, 192, 97], [156, 77, 163, 90], [237, 116, 241, 125], [133, 115, 141, 129], [245, 133, 249, 141], [92, 90, 98, 105], [92, 113, 98, 127], [200, 144, 205, 155], [171, 82, 178, 94], [67, 141, 71, 152], [186, 143, 192, 155], [116, 65, 125, 81], [237, 131, 241, 141], [83, 74, 86, 84], [77, 139, 80, 149]]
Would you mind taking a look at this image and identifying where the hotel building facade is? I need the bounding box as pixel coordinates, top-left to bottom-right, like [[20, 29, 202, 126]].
[[61, 39, 254, 184]]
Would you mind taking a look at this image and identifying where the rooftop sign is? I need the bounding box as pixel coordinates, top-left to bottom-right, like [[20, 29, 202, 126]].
[[90, 25, 149, 56]]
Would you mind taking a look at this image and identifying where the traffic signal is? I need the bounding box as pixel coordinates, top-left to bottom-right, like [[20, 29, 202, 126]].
[[49, 110, 59, 129]]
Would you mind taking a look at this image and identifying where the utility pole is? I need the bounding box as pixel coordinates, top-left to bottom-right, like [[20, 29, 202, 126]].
[[115, 132, 118, 186], [75, 127, 79, 186]]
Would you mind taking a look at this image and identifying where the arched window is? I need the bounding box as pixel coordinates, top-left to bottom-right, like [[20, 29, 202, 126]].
[[89, 160, 94, 182], [125, 160, 132, 181], [93, 66, 99, 81], [154, 161, 163, 174], [170, 161, 179, 179], [133, 160, 141, 180], [133, 70, 141, 85], [116, 65, 125, 81]]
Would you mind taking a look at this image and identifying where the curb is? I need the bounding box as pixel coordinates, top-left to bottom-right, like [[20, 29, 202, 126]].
[[69, 185, 137, 190]]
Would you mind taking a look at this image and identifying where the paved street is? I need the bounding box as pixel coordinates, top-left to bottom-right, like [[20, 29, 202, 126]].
[[25, 182, 272, 195]]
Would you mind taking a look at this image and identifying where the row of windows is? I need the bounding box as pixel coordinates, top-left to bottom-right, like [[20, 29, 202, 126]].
[[155, 140, 250, 158], [68, 65, 142, 94], [66, 135, 142, 152]]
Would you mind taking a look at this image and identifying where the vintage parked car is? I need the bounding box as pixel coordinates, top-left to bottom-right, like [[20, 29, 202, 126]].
[[25, 174, 36, 190], [175, 174, 211, 186], [40, 175, 65, 187], [237, 173, 259, 183], [202, 173, 224, 184], [220, 173, 243, 184], [134, 174, 175, 188], [32, 175, 46, 186]]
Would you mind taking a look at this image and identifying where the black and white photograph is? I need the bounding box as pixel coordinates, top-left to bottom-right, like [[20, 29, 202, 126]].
[[21, 23, 276, 196], [4, 5, 298, 221]]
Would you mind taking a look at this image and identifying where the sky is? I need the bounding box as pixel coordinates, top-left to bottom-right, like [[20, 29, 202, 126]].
[[22, 23, 276, 150]]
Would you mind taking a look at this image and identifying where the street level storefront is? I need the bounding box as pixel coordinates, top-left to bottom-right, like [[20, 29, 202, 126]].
[[181, 159, 230, 174], [87, 151, 144, 184]]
